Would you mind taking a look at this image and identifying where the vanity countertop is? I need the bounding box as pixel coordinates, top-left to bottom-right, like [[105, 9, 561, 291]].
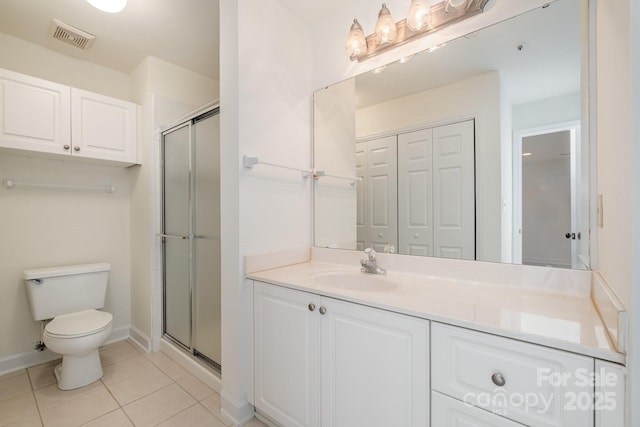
[[247, 261, 624, 364]]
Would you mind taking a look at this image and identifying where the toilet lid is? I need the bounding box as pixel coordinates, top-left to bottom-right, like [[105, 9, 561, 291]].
[[45, 309, 113, 338]]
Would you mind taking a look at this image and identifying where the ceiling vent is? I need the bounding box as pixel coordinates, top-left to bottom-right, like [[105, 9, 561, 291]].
[[49, 19, 95, 50]]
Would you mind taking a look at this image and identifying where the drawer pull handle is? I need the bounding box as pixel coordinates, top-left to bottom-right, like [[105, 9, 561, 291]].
[[308, 303, 316, 312], [491, 372, 506, 387]]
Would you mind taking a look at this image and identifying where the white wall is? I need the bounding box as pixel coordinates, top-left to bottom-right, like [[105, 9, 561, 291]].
[[129, 56, 218, 348], [0, 36, 133, 370], [219, 0, 313, 422], [0, 154, 131, 362], [595, 0, 638, 424], [596, 0, 632, 308], [512, 92, 581, 131], [356, 72, 502, 262], [0, 32, 129, 100], [630, 0, 640, 424]]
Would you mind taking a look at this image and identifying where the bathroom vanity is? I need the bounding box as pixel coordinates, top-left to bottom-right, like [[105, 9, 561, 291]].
[[247, 249, 626, 427]]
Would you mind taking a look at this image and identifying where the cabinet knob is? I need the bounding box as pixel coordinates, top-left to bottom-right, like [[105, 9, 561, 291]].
[[491, 372, 506, 387], [319, 306, 327, 315], [63, 144, 70, 150], [74, 146, 80, 152], [308, 303, 316, 312]]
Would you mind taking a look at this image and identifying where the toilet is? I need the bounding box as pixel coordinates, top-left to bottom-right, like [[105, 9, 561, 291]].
[[24, 263, 113, 390]]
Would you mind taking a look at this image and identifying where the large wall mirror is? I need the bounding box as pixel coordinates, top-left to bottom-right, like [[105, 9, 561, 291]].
[[313, 0, 591, 270]]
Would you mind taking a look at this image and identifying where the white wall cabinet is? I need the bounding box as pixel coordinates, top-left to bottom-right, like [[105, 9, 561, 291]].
[[0, 68, 71, 155], [0, 68, 138, 165], [71, 88, 137, 164], [253, 281, 429, 427]]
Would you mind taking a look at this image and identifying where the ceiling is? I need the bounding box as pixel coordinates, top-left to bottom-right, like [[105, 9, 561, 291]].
[[0, 0, 220, 80], [355, 0, 579, 108]]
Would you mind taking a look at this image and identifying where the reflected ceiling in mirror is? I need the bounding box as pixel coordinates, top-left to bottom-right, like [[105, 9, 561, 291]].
[[313, 0, 590, 270]]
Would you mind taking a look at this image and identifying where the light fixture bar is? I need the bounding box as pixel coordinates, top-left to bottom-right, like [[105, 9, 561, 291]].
[[356, 0, 490, 62]]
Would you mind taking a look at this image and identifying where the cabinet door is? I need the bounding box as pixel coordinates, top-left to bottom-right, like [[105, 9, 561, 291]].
[[320, 297, 429, 427], [254, 282, 320, 427], [595, 360, 625, 427], [71, 88, 137, 163], [0, 68, 71, 155], [432, 391, 526, 427]]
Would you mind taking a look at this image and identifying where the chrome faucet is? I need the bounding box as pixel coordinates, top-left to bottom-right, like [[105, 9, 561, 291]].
[[360, 248, 387, 275]]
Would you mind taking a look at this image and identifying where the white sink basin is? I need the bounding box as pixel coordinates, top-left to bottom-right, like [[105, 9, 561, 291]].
[[312, 271, 398, 292]]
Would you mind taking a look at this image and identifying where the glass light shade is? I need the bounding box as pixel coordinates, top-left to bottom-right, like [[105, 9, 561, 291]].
[[445, 0, 468, 12], [86, 0, 127, 13], [345, 19, 368, 59], [407, 0, 432, 32], [374, 4, 397, 45]]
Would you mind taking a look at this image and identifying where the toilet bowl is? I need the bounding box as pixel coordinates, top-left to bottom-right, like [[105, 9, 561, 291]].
[[43, 309, 113, 390]]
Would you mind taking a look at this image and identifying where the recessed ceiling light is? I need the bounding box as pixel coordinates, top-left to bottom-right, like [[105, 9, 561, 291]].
[[86, 0, 127, 13], [522, 152, 533, 156]]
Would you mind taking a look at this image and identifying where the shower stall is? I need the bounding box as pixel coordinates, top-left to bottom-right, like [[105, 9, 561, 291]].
[[160, 106, 221, 372]]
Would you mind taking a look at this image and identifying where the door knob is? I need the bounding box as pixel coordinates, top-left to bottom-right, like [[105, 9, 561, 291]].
[[63, 144, 70, 150], [308, 303, 316, 312], [319, 306, 327, 315], [74, 146, 80, 152]]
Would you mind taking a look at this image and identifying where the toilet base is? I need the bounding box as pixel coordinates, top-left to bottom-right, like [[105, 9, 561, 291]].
[[54, 349, 104, 390]]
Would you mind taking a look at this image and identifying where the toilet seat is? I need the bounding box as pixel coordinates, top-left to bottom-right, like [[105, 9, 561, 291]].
[[45, 309, 113, 339]]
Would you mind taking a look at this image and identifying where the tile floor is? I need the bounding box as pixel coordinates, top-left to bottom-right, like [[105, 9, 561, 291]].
[[0, 340, 269, 427]]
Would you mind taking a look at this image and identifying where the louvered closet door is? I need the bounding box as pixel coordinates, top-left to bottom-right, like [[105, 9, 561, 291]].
[[398, 128, 433, 256], [432, 120, 475, 260]]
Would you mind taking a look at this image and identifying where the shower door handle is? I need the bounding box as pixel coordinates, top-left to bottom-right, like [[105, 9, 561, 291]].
[[158, 233, 192, 240]]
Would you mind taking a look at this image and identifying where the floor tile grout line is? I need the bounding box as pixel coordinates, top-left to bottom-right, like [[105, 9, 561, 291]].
[[99, 377, 139, 426], [25, 366, 46, 427]]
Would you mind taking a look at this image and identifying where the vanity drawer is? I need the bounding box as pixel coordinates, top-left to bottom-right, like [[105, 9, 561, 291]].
[[432, 391, 526, 427], [431, 323, 594, 427]]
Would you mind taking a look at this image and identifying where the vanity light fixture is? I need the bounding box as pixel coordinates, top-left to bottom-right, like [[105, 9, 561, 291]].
[[86, 0, 127, 13], [444, 0, 469, 13], [374, 4, 398, 46], [346, 0, 489, 62], [346, 19, 368, 60], [407, 0, 432, 32]]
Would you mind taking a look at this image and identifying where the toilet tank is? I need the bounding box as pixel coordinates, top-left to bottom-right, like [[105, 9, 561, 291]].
[[24, 263, 110, 321]]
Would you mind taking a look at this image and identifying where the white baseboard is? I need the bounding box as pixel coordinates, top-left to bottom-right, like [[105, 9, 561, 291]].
[[129, 325, 151, 352], [221, 389, 255, 426], [159, 338, 222, 393], [105, 325, 131, 346], [0, 324, 134, 376], [0, 348, 60, 376]]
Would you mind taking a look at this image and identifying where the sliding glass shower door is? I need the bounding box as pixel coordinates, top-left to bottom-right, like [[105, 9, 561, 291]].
[[162, 107, 221, 371]]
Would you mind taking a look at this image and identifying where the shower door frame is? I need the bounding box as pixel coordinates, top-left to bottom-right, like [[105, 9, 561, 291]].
[[160, 106, 221, 373]]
